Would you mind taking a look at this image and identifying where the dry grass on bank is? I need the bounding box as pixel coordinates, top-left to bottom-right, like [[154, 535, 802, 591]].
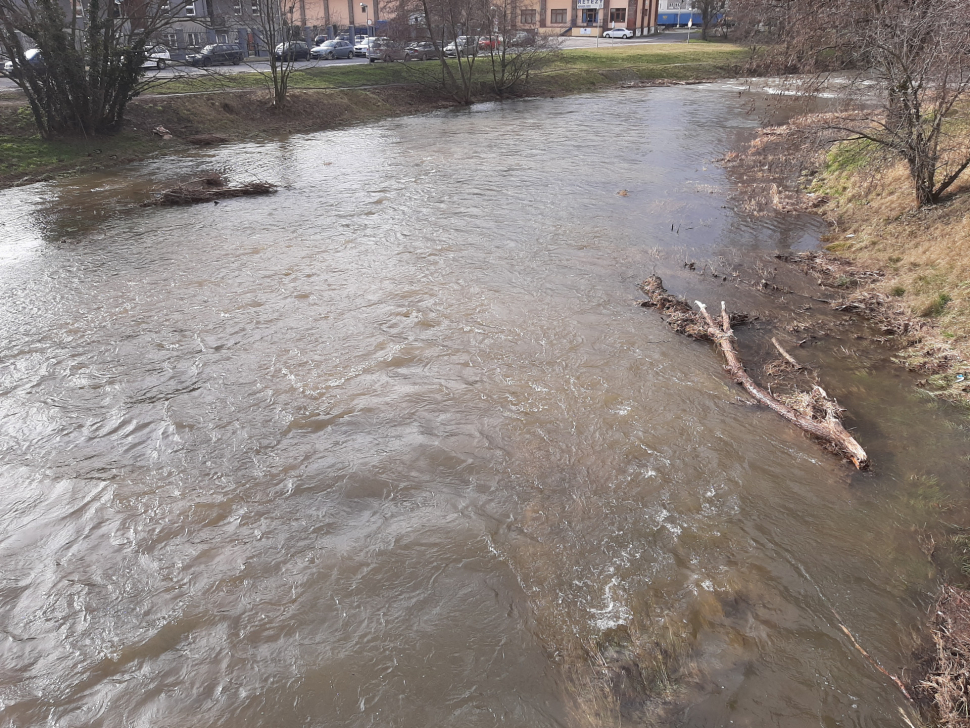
[[813, 150, 970, 396]]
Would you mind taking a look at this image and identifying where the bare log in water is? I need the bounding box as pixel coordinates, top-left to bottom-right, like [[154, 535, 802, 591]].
[[639, 275, 869, 470], [695, 300, 869, 469]]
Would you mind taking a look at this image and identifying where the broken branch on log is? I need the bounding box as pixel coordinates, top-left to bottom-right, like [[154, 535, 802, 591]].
[[638, 275, 868, 469], [771, 337, 804, 369], [694, 299, 868, 470]]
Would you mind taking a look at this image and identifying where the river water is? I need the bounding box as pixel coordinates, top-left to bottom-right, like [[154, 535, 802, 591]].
[[2, 84, 969, 728]]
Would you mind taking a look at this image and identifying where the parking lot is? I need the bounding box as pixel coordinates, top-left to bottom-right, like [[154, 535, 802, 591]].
[[0, 31, 695, 92]]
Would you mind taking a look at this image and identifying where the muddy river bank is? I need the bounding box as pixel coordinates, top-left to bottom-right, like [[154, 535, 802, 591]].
[[1, 83, 969, 727]]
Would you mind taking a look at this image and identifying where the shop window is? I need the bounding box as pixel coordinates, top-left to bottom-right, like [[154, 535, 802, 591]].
[[581, 8, 597, 23], [550, 8, 566, 23], [520, 9, 536, 23], [186, 31, 203, 45], [609, 7, 625, 22], [162, 32, 178, 47]]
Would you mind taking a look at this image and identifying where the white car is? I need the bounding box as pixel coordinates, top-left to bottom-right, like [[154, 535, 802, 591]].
[[603, 28, 634, 39], [142, 45, 171, 69]]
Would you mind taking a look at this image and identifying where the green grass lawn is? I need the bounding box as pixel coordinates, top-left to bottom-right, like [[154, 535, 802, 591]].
[[144, 42, 749, 96]]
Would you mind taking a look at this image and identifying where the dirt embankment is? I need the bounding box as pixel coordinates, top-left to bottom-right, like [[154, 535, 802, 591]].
[[724, 116, 970, 407]]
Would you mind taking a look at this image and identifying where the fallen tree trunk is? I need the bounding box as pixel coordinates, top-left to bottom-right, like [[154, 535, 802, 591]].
[[639, 275, 869, 470]]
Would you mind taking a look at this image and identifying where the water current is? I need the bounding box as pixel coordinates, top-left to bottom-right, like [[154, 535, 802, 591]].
[[2, 83, 970, 728]]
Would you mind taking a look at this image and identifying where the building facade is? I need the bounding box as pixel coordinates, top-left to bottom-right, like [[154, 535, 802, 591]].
[[521, 0, 656, 36]]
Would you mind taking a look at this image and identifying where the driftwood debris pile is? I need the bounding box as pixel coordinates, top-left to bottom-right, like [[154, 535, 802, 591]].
[[640, 275, 869, 469], [639, 275, 750, 340], [143, 173, 276, 207], [915, 586, 970, 728]]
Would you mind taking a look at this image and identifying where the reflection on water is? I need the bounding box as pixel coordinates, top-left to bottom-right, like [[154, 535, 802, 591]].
[[1, 84, 968, 728]]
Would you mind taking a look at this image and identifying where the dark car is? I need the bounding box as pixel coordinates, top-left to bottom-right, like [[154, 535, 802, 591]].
[[310, 39, 354, 60], [186, 44, 244, 67], [274, 41, 310, 61], [404, 41, 438, 61], [2, 48, 46, 78]]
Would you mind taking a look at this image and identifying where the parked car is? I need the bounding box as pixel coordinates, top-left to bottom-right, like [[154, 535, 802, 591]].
[[603, 27, 634, 38], [142, 45, 171, 69], [314, 34, 329, 45], [274, 41, 310, 61], [354, 37, 376, 57], [478, 35, 500, 50], [2, 48, 45, 78], [506, 30, 536, 47], [310, 39, 354, 60], [404, 41, 438, 61], [367, 38, 406, 62], [443, 36, 478, 57], [186, 44, 244, 66]]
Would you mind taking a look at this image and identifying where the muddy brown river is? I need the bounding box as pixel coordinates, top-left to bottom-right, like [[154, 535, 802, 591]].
[[1, 84, 969, 727]]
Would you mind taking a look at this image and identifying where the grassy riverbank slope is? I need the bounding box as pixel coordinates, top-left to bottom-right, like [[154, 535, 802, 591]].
[[812, 145, 970, 404], [0, 42, 748, 188]]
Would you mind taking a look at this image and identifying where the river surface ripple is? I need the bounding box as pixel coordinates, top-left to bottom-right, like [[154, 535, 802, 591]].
[[1, 84, 969, 728]]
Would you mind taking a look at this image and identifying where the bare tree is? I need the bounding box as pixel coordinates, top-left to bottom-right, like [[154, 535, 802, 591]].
[[239, 0, 302, 108], [839, 0, 970, 206], [413, 0, 487, 104], [691, 0, 723, 41], [480, 0, 559, 97], [0, 0, 190, 137], [730, 0, 970, 208]]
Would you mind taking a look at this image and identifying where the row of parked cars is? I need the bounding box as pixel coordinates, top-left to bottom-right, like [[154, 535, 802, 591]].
[[2, 30, 539, 78], [3, 45, 173, 76]]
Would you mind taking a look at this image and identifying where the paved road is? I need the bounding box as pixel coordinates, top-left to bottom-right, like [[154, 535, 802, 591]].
[[0, 33, 698, 92]]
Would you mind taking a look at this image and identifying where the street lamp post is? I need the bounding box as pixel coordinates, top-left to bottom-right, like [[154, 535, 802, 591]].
[[360, 3, 370, 34]]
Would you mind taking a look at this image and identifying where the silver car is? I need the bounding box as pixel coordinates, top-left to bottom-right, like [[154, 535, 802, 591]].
[[311, 39, 354, 60], [142, 45, 171, 69]]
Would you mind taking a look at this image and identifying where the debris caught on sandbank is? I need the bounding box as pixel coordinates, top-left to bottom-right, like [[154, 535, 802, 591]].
[[914, 585, 970, 728], [639, 275, 869, 469], [142, 172, 276, 207]]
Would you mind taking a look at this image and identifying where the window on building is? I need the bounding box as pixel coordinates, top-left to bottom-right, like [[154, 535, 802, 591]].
[[217, 33, 229, 42], [251, 0, 260, 13], [519, 8, 536, 24], [186, 31, 203, 45], [581, 8, 597, 23], [550, 8, 566, 23], [232, 0, 241, 12], [162, 32, 178, 47], [185, 1, 195, 14], [609, 7, 625, 22]]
